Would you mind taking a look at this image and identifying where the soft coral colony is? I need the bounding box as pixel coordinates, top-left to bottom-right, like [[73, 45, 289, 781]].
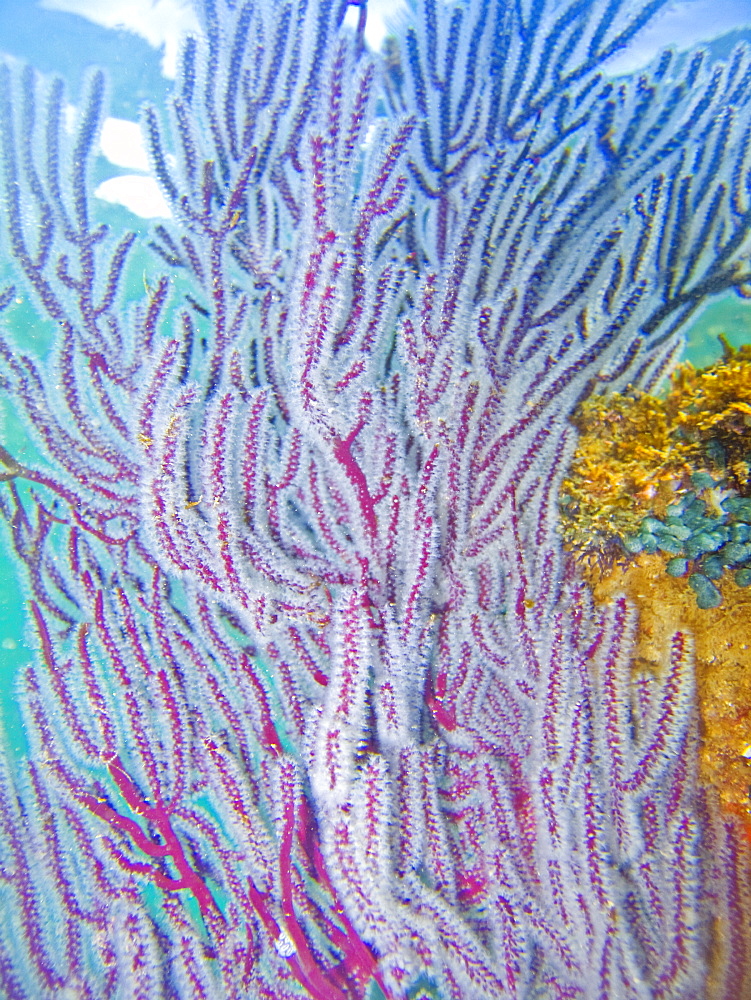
[[0, 0, 751, 997]]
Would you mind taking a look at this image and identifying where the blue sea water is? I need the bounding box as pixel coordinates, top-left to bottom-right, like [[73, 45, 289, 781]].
[[0, 0, 749, 758]]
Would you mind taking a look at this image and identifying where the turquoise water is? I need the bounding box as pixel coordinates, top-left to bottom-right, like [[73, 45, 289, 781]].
[[684, 296, 751, 368]]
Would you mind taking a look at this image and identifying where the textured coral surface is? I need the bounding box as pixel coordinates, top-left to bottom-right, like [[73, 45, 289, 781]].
[[1, 0, 751, 997]]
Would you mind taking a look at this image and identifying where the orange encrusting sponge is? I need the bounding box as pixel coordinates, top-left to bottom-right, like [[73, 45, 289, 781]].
[[560, 339, 751, 836], [590, 554, 751, 840]]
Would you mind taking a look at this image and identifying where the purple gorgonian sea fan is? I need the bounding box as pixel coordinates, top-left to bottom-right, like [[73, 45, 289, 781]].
[[0, 0, 751, 997]]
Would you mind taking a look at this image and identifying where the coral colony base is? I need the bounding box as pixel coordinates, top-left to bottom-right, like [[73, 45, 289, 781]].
[[0, 0, 750, 997]]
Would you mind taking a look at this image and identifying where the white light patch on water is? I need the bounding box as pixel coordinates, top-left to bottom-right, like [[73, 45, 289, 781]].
[[94, 173, 171, 218], [90, 114, 168, 217], [100, 117, 149, 171], [343, 0, 409, 50], [41, 0, 199, 78]]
